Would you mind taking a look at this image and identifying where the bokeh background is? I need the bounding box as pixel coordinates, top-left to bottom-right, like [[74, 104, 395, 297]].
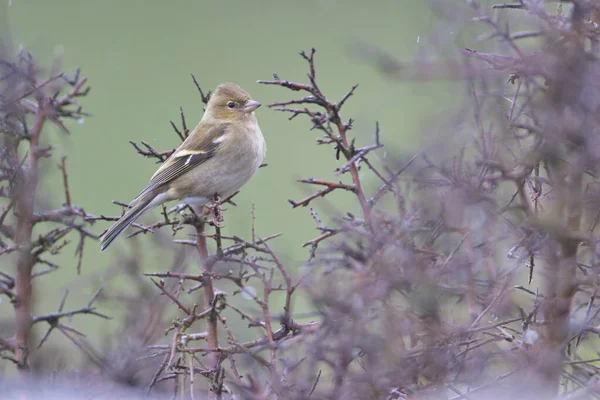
[[1, 0, 459, 366]]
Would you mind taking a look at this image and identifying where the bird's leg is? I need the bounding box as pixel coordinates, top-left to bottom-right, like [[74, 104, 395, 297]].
[[167, 202, 189, 214]]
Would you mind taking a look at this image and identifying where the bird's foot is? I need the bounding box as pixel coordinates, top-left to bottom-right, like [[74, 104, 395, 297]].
[[168, 202, 189, 214]]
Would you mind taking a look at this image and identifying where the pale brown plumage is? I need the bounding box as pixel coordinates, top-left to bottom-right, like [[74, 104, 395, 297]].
[[100, 83, 266, 251]]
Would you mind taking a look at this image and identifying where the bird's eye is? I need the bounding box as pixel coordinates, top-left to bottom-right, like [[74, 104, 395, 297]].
[[227, 101, 235, 109]]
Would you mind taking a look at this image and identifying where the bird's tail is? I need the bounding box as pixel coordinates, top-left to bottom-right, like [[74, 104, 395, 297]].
[[100, 199, 151, 251]]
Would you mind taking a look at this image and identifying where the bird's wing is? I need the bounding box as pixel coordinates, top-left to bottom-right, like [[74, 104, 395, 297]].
[[133, 123, 228, 201]]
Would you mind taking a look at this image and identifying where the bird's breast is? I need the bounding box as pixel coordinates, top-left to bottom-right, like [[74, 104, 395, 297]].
[[187, 125, 265, 200]]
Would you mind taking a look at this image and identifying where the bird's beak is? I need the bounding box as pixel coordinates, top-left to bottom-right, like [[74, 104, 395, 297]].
[[243, 100, 261, 113]]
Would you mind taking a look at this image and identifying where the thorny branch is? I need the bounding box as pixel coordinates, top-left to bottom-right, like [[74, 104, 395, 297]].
[[1, 51, 95, 371], [258, 49, 374, 224], [258, 49, 397, 259]]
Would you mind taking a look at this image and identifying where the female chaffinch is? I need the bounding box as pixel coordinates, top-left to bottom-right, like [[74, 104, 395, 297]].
[[100, 83, 265, 250]]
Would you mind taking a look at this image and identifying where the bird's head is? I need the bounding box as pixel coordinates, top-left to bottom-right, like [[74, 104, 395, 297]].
[[205, 82, 261, 122]]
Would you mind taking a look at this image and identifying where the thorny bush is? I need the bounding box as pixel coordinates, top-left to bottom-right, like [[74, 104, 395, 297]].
[[3, 1, 600, 400]]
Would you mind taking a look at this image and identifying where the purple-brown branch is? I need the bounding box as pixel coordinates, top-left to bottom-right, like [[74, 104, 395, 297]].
[[259, 49, 372, 224], [1, 53, 92, 372]]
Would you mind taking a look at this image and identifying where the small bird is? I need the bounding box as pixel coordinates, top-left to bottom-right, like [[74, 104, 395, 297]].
[[100, 83, 266, 251]]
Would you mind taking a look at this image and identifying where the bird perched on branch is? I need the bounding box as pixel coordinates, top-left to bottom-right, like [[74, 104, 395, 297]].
[[100, 83, 265, 251]]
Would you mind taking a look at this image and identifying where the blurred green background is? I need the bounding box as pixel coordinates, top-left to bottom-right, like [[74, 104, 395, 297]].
[[1, 0, 458, 367]]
